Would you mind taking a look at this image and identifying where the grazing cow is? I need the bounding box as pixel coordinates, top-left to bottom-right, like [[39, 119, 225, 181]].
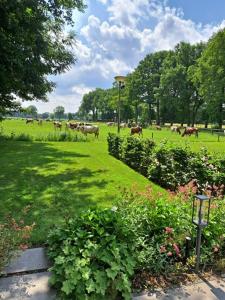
[[80, 125, 99, 138], [131, 126, 143, 136], [26, 119, 33, 124], [67, 122, 78, 130], [182, 127, 198, 137], [171, 126, 181, 134], [156, 125, 162, 131], [53, 121, 62, 130], [107, 122, 115, 126], [120, 122, 127, 128]]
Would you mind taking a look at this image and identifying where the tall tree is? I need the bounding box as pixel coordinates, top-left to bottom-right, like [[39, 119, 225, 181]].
[[191, 29, 225, 128], [26, 105, 38, 117], [54, 106, 65, 120], [159, 42, 205, 126], [0, 0, 86, 116]]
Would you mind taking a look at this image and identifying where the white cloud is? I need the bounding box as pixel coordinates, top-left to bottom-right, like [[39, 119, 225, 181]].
[[33, 0, 225, 113]]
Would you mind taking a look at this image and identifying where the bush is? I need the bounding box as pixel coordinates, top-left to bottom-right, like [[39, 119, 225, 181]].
[[107, 133, 123, 159], [116, 189, 225, 274], [48, 209, 136, 300], [121, 136, 144, 171]]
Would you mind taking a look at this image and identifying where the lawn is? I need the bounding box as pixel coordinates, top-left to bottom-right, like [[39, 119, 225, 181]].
[[0, 119, 224, 244]]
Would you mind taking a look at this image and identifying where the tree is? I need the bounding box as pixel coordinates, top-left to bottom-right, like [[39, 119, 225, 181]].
[[54, 106, 65, 120], [159, 42, 205, 126], [191, 29, 225, 128], [42, 112, 50, 119], [135, 51, 169, 125], [26, 105, 38, 117], [67, 113, 73, 120], [0, 0, 86, 116]]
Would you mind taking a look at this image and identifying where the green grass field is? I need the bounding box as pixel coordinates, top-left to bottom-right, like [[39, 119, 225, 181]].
[[0, 119, 224, 244]]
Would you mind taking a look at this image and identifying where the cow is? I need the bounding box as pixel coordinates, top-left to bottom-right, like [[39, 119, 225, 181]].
[[171, 126, 181, 134], [156, 125, 162, 131], [67, 122, 78, 130], [53, 121, 62, 130], [120, 122, 127, 128], [131, 126, 143, 136], [26, 119, 33, 124], [182, 127, 198, 137], [80, 125, 99, 138], [107, 122, 115, 126]]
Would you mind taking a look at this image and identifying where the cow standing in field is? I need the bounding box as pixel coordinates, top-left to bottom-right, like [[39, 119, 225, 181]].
[[131, 126, 143, 136], [80, 125, 99, 138], [26, 119, 33, 124], [120, 122, 127, 128], [182, 127, 198, 137], [156, 125, 162, 130], [171, 126, 181, 134], [53, 121, 62, 130], [107, 122, 115, 126]]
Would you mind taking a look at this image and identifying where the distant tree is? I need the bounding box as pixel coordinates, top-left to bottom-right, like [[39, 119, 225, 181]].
[[42, 112, 50, 119], [191, 29, 225, 128], [26, 105, 38, 118], [0, 0, 86, 116], [67, 113, 73, 120], [54, 106, 65, 120]]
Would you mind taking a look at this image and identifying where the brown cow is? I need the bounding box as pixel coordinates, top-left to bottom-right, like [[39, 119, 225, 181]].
[[182, 127, 198, 137], [131, 126, 143, 136], [53, 121, 62, 130]]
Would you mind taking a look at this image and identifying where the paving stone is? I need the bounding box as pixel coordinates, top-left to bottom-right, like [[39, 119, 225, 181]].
[[4, 248, 50, 275], [0, 272, 56, 300], [132, 278, 225, 300]]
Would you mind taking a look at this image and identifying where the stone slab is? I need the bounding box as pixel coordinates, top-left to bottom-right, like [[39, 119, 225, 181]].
[[0, 272, 56, 300], [132, 277, 225, 300], [4, 248, 50, 275]]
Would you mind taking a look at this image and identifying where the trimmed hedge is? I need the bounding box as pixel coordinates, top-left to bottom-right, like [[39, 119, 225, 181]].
[[107, 134, 225, 196]]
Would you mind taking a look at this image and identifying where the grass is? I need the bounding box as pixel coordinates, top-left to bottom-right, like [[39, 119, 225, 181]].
[[0, 119, 224, 244]]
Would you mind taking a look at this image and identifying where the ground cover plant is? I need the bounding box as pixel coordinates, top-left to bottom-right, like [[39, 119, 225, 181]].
[[47, 188, 225, 299]]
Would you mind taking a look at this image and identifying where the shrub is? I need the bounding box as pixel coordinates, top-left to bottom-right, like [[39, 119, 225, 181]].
[[121, 136, 144, 171], [48, 209, 136, 300], [107, 133, 123, 159]]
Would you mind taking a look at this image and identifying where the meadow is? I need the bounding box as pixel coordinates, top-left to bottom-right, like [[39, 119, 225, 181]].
[[0, 119, 224, 244]]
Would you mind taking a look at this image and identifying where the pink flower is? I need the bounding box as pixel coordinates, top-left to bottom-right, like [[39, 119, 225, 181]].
[[173, 243, 180, 256], [165, 227, 173, 234], [160, 246, 166, 253], [167, 251, 173, 257]]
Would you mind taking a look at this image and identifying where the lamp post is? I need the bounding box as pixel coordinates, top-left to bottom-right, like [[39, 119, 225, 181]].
[[114, 75, 126, 134], [192, 195, 211, 272]]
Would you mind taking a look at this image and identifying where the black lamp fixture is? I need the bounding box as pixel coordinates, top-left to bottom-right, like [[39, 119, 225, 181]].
[[192, 194, 211, 272]]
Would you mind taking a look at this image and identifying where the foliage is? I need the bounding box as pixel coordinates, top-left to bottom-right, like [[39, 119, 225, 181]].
[[0, 208, 35, 274], [0, 0, 86, 115], [107, 133, 123, 159], [48, 209, 136, 300], [116, 189, 225, 274], [107, 135, 225, 195], [54, 106, 65, 120]]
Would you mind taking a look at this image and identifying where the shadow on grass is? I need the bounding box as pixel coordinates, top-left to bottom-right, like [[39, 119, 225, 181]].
[[0, 141, 110, 243]]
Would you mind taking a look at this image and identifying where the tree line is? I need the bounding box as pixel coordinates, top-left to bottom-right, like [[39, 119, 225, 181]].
[[78, 29, 225, 128]]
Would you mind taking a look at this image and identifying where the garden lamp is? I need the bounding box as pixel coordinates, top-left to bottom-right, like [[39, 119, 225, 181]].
[[114, 75, 126, 134], [192, 195, 211, 272]]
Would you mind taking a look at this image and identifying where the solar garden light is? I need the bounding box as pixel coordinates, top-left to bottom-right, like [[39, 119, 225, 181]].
[[114, 75, 126, 134], [192, 195, 211, 272]]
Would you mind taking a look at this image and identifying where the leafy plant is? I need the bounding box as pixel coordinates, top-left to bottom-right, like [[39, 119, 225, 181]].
[[48, 209, 136, 300]]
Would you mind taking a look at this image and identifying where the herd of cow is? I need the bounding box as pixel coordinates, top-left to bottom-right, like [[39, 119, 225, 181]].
[[25, 118, 199, 138]]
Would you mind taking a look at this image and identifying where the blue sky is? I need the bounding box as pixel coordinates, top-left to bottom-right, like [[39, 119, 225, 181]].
[[29, 0, 225, 113]]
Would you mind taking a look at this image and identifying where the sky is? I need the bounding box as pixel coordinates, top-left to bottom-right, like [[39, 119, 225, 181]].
[[26, 0, 225, 113]]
